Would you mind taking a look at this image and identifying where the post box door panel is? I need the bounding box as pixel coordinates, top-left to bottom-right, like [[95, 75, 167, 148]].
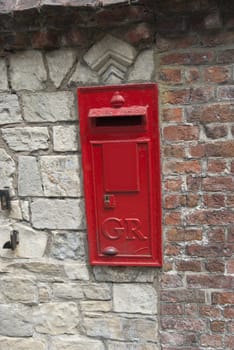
[[91, 140, 153, 258], [78, 83, 162, 266]]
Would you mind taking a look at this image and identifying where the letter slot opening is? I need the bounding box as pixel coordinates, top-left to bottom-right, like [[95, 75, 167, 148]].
[[95, 115, 144, 127]]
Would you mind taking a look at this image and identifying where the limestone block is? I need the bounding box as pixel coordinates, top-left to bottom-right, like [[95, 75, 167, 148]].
[[0, 304, 33, 337], [0, 94, 22, 125], [84, 314, 157, 341], [53, 282, 84, 300], [128, 49, 154, 81], [0, 148, 15, 188], [113, 283, 157, 314], [10, 50, 47, 91], [0, 59, 9, 91], [39, 283, 52, 303], [9, 200, 22, 220], [69, 61, 99, 85], [51, 335, 105, 350], [53, 125, 78, 152], [84, 35, 137, 83], [0, 277, 37, 303], [108, 342, 159, 350], [93, 266, 157, 283], [80, 300, 112, 313], [51, 231, 86, 260], [34, 302, 79, 335], [2, 127, 49, 151], [40, 155, 81, 197], [64, 263, 89, 281], [14, 223, 48, 258], [82, 283, 111, 300], [20, 200, 30, 221], [18, 156, 43, 196], [31, 199, 85, 229], [46, 49, 76, 88], [0, 337, 46, 350], [22, 92, 75, 122]]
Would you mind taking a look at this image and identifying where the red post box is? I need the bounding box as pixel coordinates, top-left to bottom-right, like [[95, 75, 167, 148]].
[[78, 83, 162, 266]]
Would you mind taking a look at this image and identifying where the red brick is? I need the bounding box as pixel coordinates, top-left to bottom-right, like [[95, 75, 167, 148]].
[[227, 259, 234, 274], [163, 260, 173, 272], [205, 124, 228, 139], [190, 86, 215, 103], [203, 194, 225, 208], [164, 211, 181, 225], [202, 31, 234, 47], [162, 108, 183, 122], [159, 68, 182, 84], [205, 259, 225, 272], [186, 175, 201, 191], [176, 260, 202, 272], [202, 176, 234, 191], [161, 317, 206, 331], [224, 306, 234, 318], [161, 331, 195, 346], [163, 125, 199, 141], [161, 304, 183, 316], [212, 292, 234, 304], [164, 178, 183, 192], [187, 274, 234, 289], [187, 244, 224, 257], [156, 34, 198, 52], [227, 321, 234, 333], [160, 51, 214, 65], [218, 85, 234, 100], [204, 66, 231, 83], [225, 335, 234, 349], [185, 68, 200, 83], [164, 160, 201, 174], [186, 193, 199, 207], [163, 89, 190, 104], [187, 103, 234, 123], [199, 305, 222, 318], [62, 28, 90, 47], [207, 227, 225, 242], [187, 209, 234, 225], [189, 144, 205, 158], [31, 31, 60, 49], [161, 274, 183, 288], [232, 125, 234, 136], [207, 159, 227, 173], [163, 145, 185, 158], [210, 320, 225, 333], [217, 49, 234, 63], [204, 11, 222, 30], [165, 243, 182, 256], [161, 290, 205, 303], [206, 140, 234, 157], [200, 334, 222, 347], [167, 228, 202, 242], [227, 227, 234, 242], [184, 303, 197, 316], [125, 22, 153, 45], [232, 161, 234, 173], [164, 194, 185, 209], [227, 194, 234, 208]]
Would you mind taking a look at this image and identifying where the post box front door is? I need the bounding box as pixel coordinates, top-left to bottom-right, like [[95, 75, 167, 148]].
[[78, 83, 162, 266]]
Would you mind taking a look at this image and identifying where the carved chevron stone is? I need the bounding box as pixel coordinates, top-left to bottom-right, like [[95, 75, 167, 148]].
[[84, 35, 137, 83]]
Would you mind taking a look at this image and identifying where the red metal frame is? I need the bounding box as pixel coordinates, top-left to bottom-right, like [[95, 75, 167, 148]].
[[78, 83, 162, 266]]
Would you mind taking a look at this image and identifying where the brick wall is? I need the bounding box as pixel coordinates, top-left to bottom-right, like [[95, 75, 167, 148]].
[[0, 0, 233, 349]]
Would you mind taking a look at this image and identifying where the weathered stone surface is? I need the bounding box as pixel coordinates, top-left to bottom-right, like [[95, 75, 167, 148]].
[[46, 49, 76, 87], [53, 282, 84, 300], [53, 125, 78, 152], [14, 223, 48, 258], [51, 335, 105, 350], [0, 94, 22, 125], [83, 283, 111, 300], [84, 313, 158, 341], [20, 200, 30, 221], [18, 156, 43, 196], [69, 61, 99, 85], [64, 263, 89, 281], [34, 302, 79, 335], [0, 337, 46, 350], [80, 300, 112, 312], [128, 49, 154, 81], [40, 155, 81, 197], [0, 277, 37, 304], [10, 51, 47, 91], [0, 225, 14, 259], [93, 266, 157, 282], [51, 231, 86, 260], [84, 35, 136, 83], [2, 127, 49, 151], [0, 60, 9, 91], [107, 342, 159, 350], [31, 198, 85, 229], [0, 148, 15, 188], [9, 200, 22, 220], [0, 304, 33, 337], [113, 283, 157, 314], [22, 92, 75, 122]]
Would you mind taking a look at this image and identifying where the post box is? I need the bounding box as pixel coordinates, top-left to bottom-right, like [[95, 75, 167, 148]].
[[78, 83, 162, 266]]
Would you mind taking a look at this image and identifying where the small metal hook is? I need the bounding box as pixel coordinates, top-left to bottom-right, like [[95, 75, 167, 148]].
[[0, 188, 11, 210], [3, 230, 19, 250]]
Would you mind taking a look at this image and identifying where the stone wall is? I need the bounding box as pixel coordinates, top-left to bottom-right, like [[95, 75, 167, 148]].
[[0, 0, 234, 349]]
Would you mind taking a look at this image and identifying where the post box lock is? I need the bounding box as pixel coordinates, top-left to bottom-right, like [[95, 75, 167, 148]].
[[78, 83, 162, 266]]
